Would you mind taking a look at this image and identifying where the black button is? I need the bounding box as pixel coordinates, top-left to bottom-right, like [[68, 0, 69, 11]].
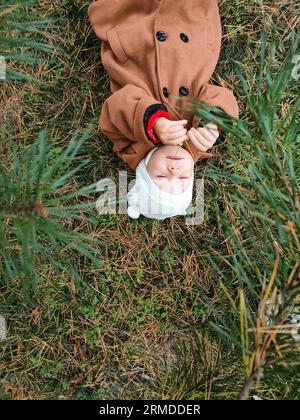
[[156, 31, 167, 42], [162, 87, 169, 98], [179, 86, 189, 96], [180, 33, 189, 42]]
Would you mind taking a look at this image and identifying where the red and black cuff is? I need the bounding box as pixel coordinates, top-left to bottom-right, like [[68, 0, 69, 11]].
[[143, 103, 171, 145]]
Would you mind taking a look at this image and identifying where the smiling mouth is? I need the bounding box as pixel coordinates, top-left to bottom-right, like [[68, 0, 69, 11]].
[[167, 156, 183, 160]]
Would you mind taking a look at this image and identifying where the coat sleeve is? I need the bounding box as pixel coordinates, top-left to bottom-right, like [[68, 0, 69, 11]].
[[182, 84, 239, 161], [200, 84, 239, 119], [99, 84, 171, 169]]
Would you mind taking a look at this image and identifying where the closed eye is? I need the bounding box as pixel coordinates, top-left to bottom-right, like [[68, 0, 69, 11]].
[[156, 175, 167, 178], [179, 177, 189, 179]]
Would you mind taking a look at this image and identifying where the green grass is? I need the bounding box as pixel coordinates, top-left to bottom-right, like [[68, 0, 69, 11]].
[[0, 0, 299, 400]]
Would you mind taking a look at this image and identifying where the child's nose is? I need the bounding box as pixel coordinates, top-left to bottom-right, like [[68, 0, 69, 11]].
[[168, 165, 179, 172]]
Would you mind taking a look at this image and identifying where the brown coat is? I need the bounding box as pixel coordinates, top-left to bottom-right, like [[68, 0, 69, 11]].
[[88, 0, 239, 170]]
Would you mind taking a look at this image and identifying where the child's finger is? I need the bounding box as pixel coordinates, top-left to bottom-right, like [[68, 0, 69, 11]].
[[197, 126, 218, 143], [169, 119, 188, 127], [171, 139, 184, 146], [188, 129, 207, 152], [205, 122, 218, 130], [178, 134, 188, 143], [205, 122, 219, 133], [191, 128, 213, 148], [167, 124, 187, 134], [205, 124, 219, 135], [175, 134, 189, 144], [167, 135, 188, 146], [167, 129, 187, 139]]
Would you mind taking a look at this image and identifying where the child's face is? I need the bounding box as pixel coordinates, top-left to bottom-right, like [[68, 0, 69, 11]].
[[146, 145, 194, 194]]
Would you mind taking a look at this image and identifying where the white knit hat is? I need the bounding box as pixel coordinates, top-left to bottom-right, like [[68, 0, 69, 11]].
[[127, 148, 194, 220]]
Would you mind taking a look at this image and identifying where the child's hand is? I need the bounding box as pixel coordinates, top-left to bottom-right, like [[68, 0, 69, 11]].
[[187, 123, 219, 152], [152, 117, 188, 146]]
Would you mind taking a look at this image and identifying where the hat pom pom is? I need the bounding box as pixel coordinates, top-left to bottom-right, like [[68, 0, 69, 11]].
[[127, 205, 140, 219]]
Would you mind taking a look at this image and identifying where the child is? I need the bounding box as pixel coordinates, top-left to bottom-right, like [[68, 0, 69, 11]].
[[88, 0, 239, 219]]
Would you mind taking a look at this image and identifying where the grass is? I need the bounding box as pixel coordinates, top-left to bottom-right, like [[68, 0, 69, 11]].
[[0, 0, 299, 399]]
